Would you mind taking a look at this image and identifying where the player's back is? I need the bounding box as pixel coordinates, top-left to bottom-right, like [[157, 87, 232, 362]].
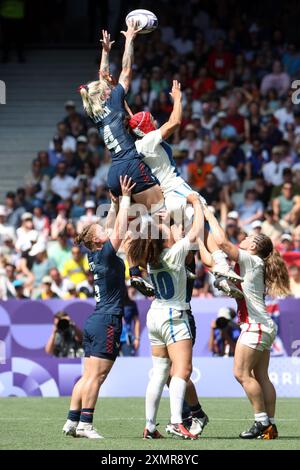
[[88, 240, 125, 316], [149, 237, 191, 311], [92, 84, 139, 163], [135, 129, 184, 194]]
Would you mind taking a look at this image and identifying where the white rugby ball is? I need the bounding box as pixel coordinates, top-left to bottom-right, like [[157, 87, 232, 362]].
[[126, 9, 158, 35]]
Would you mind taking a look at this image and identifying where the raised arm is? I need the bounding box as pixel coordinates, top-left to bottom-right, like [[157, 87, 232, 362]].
[[202, 203, 239, 262], [99, 30, 115, 80], [186, 193, 204, 243], [119, 19, 141, 93], [110, 176, 136, 251], [159, 80, 182, 140], [105, 191, 119, 236]]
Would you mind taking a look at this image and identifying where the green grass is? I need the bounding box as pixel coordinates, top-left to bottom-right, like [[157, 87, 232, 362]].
[[0, 397, 299, 450]]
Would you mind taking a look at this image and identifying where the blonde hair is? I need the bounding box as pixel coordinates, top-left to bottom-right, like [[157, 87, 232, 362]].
[[79, 79, 110, 118], [74, 224, 96, 251]]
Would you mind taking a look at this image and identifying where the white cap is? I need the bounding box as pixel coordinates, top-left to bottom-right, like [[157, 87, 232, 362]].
[[42, 275, 52, 284], [217, 111, 227, 119], [65, 280, 76, 291], [21, 212, 33, 221], [252, 220, 262, 229], [85, 200, 96, 209], [227, 211, 239, 220], [29, 241, 47, 256], [77, 135, 88, 144], [281, 233, 292, 242], [217, 307, 232, 321]]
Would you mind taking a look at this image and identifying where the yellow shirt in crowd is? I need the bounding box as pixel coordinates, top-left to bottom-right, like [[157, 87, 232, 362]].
[[61, 256, 89, 285]]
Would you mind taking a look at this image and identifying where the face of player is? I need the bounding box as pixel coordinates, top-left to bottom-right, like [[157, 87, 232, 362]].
[[239, 235, 257, 252], [101, 85, 112, 101]]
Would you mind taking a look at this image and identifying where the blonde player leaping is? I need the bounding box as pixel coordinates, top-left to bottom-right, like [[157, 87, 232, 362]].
[[198, 203, 290, 440], [127, 193, 203, 440], [127, 81, 244, 299]]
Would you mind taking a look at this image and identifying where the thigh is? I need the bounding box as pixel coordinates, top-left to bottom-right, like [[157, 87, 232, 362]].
[[85, 314, 122, 361], [129, 159, 159, 195], [163, 309, 193, 346], [234, 338, 262, 377], [253, 349, 271, 382], [167, 339, 193, 370], [151, 345, 169, 358]]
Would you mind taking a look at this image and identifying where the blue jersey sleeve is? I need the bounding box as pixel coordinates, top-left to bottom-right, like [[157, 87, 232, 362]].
[[108, 84, 126, 111]]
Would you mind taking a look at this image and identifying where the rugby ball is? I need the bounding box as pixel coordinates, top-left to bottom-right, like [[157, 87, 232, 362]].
[[125, 9, 158, 35]]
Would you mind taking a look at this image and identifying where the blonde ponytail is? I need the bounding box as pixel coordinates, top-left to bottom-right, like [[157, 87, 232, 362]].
[[74, 223, 95, 251], [79, 80, 109, 118]]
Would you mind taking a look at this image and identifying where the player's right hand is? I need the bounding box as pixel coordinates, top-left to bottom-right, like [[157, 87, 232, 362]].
[[120, 175, 136, 196], [121, 18, 143, 40], [170, 80, 182, 101], [100, 30, 115, 52]]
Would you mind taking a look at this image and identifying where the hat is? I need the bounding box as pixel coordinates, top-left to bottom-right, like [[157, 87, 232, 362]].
[[217, 111, 227, 119], [272, 146, 283, 155], [87, 127, 98, 136], [281, 233, 292, 242], [0, 205, 7, 217], [21, 212, 33, 221], [85, 200, 96, 209], [227, 211, 239, 220], [192, 113, 201, 120], [65, 100, 76, 108], [184, 124, 197, 133], [252, 220, 262, 229], [65, 280, 76, 291], [77, 135, 88, 144], [29, 241, 47, 257], [53, 135, 63, 143], [173, 148, 184, 158], [13, 279, 24, 288], [217, 307, 233, 321], [56, 202, 66, 211], [42, 275, 52, 285], [129, 112, 156, 137]]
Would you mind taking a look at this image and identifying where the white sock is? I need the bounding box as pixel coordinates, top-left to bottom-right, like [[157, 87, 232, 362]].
[[169, 376, 187, 424], [269, 417, 275, 425], [145, 357, 170, 432], [212, 250, 228, 268], [255, 412, 270, 426]]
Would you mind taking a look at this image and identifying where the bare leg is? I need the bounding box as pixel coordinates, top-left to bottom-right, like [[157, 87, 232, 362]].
[[253, 350, 276, 418], [81, 356, 114, 409], [234, 340, 266, 414], [132, 185, 163, 212]]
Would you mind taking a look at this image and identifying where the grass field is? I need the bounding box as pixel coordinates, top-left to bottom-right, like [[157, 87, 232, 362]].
[[0, 397, 299, 450]]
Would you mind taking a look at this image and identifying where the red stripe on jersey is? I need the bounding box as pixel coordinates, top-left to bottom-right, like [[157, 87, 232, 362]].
[[234, 263, 249, 324]]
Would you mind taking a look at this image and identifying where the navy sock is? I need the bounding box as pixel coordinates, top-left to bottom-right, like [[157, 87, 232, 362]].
[[80, 408, 95, 424], [130, 266, 141, 277], [182, 400, 192, 420], [67, 410, 81, 422], [190, 403, 205, 419]]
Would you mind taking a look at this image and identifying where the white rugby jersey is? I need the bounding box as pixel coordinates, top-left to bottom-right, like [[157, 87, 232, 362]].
[[135, 129, 185, 195], [149, 236, 191, 311], [235, 249, 274, 328]]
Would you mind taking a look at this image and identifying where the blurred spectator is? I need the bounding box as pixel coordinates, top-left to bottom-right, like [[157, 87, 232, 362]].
[[245, 138, 269, 179], [262, 146, 289, 186], [277, 233, 294, 253], [77, 271, 94, 298], [47, 230, 72, 271], [49, 122, 76, 153], [0, 263, 16, 299], [260, 60, 290, 98], [0, 205, 15, 242], [30, 241, 56, 288], [261, 208, 284, 243], [38, 151, 55, 178], [12, 279, 29, 299], [63, 280, 87, 300], [187, 150, 212, 191], [179, 124, 203, 160], [200, 172, 222, 208], [61, 246, 88, 286], [15, 212, 38, 253], [63, 101, 87, 134], [273, 183, 300, 227], [238, 189, 264, 233], [119, 287, 140, 356], [48, 135, 64, 167], [289, 265, 300, 298], [32, 201, 50, 238], [4, 191, 25, 229], [74, 136, 93, 170], [212, 156, 238, 191], [24, 159, 50, 201], [77, 200, 99, 232], [45, 311, 83, 358], [49, 267, 69, 299], [192, 261, 212, 297], [209, 307, 240, 356], [37, 275, 59, 300], [50, 162, 75, 201]]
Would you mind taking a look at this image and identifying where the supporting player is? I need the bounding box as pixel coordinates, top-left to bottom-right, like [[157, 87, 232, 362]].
[[79, 26, 163, 296], [62, 176, 135, 439], [198, 203, 290, 439], [127, 81, 243, 298], [127, 193, 203, 440]]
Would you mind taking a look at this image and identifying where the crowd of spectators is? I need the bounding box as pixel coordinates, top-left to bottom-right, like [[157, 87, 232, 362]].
[[1, 2, 300, 300]]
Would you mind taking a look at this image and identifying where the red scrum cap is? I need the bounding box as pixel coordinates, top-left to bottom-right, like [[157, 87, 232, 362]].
[[128, 111, 156, 137]]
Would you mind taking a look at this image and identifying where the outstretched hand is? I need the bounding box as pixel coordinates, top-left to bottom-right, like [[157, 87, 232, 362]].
[[100, 30, 115, 52], [120, 175, 136, 197], [120, 18, 143, 40], [170, 80, 182, 101]]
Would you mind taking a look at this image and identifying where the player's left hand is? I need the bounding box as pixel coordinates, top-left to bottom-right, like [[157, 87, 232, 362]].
[[170, 80, 182, 101], [100, 30, 115, 52], [121, 18, 143, 40], [120, 175, 136, 196]]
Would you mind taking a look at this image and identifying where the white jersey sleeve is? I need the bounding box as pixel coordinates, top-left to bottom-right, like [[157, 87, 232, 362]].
[[162, 237, 191, 270], [135, 129, 163, 156]]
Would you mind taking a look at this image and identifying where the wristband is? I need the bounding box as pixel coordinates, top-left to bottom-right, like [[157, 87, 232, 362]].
[[120, 195, 131, 209]]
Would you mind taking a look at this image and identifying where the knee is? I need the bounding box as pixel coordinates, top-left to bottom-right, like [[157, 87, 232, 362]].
[[234, 367, 249, 385], [173, 363, 192, 382], [152, 357, 171, 383]]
